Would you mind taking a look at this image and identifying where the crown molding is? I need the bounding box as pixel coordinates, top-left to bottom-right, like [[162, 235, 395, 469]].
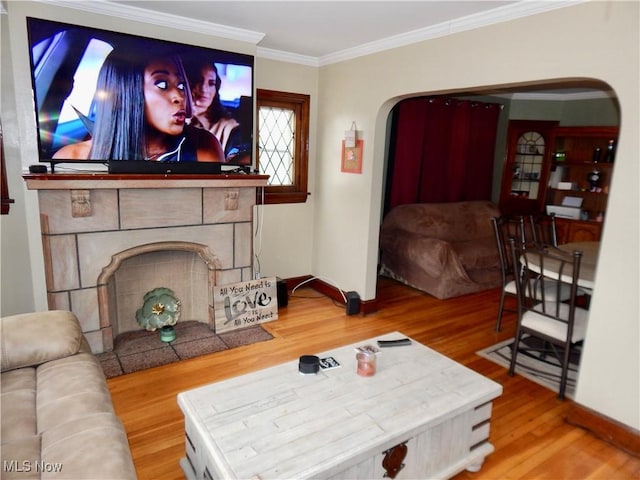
[[317, 0, 584, 66], [31, 0, 584, 67], [33, 0, 265, 45], [256, 47, 320, 68]]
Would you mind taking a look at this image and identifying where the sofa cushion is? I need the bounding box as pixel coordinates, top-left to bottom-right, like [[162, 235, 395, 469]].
[[41, 413, 137, 479], [1, 311, 84, 372], [0, 436, 41, 480], [1, 368, 37, 441], [380, 229, 450, 277], [37, 353, 115, 433], [453, 236, 501, 270]]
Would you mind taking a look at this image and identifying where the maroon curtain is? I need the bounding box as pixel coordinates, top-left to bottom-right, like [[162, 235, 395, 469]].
[[387, 97, 501, 211]]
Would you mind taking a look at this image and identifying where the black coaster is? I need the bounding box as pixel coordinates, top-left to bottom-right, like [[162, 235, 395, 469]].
[[298, 355, 320, 374]]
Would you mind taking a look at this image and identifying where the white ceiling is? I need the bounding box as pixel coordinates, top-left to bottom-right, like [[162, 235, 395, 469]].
[[60, 0, 578, 65], [109, 1, 518, 59]]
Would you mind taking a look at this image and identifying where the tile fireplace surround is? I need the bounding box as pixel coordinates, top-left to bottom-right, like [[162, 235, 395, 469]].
[[24, 173, 268, 354]]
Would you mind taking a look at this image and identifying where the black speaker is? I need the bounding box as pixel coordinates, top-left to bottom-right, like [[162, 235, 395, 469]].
[[276, 277, 288, 308], [28, 164, 47, 173], [345, 291, 360, 316]]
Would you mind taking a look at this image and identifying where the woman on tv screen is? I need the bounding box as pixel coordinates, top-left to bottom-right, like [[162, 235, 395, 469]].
[[184, 55, 251, 164], [52, 43, 224, 163]]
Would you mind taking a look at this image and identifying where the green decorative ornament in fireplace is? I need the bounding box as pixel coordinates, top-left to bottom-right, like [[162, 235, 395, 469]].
[[136, 287, 182, 335]]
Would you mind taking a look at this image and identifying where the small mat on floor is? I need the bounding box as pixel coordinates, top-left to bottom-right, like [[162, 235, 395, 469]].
[[98, 321, 273, 378], [476, 335, 579, 398]]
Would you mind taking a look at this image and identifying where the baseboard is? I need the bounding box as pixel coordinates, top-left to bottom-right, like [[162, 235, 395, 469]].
[[566, 403, 640, 458], [280, 276, 378, 315]]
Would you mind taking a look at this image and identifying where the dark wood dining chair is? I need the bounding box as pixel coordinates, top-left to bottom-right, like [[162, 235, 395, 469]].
[[491, 215, 526, 332], [508, 238, 589, 400], [530, 212, 591, 298], [492, 214, 574, 332], [528, 213, 558, 248]]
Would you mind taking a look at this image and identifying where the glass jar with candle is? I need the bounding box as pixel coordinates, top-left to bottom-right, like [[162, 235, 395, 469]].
[[356, 351, 377, 376]]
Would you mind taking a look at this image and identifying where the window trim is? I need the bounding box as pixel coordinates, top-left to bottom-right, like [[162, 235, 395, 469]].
[[256, 89, 310, 204]]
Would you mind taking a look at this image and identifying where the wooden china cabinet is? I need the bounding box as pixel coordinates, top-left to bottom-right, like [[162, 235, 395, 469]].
[[546, 126, 619, 243], [499, 121, 618, 244], [498, 120, 558, 216]]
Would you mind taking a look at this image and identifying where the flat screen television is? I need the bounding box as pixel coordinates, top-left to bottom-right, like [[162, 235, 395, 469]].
[[26, 17, 254, 174]]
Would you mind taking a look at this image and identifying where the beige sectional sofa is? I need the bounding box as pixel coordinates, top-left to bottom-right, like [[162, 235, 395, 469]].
[[1, 310, 136, 479]]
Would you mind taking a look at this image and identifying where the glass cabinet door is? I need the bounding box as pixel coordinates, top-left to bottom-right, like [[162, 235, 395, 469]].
[[499, 120, 558, 215], [510, 130, 545, 200]]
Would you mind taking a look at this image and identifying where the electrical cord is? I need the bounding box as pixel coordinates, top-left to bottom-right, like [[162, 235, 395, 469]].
[[253, 186, 265, 279], [291, 276, 348, 304]]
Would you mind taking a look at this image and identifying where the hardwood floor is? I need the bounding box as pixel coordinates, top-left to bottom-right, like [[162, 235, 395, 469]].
[[107, 277, 640, 479]]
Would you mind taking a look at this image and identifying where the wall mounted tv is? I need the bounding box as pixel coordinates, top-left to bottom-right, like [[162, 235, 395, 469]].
[[26, 17, 254, 174]]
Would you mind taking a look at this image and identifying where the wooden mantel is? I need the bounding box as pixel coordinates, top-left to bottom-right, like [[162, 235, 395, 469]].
[[23, 172, 270, 190]]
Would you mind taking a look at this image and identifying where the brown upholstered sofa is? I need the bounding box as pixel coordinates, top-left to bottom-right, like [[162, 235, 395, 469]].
[[1, 310, 137, 479], [379, 201, 502, 299]]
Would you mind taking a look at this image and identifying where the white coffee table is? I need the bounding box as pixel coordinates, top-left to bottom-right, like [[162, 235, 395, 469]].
[[178, 332, 502, 479]]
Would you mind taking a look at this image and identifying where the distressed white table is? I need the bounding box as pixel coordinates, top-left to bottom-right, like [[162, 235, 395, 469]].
[[178, 332, 502, 480]]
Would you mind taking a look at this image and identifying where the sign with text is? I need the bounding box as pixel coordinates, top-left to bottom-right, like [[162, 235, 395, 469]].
[[213, 277, 278, 333]]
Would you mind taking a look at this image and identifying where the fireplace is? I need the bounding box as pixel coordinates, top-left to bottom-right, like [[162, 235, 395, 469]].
[[99, 241, 218, 343], [24, 174, 268, 353]]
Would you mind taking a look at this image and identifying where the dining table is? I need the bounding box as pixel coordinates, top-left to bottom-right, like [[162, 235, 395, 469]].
[[524, 241, 600, 291]]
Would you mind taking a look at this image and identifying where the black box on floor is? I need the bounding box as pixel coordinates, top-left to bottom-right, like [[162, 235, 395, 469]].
[[346, 291, 360, 315], [276, 277, 288, 308]]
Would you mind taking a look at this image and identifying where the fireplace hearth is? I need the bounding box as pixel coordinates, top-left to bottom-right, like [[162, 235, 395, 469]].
[[98, 321, 273, 378]]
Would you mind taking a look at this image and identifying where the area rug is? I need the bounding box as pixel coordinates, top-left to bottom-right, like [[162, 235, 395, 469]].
[[476, 335, 580, 398], [97, 321, 273, 379]]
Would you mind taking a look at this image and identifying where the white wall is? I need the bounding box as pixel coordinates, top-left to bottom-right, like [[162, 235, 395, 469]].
[[252, 58, 318, 281], [311, 1, 639, 429], [0, 11, 37, 314], [2, 1, 638, 430]]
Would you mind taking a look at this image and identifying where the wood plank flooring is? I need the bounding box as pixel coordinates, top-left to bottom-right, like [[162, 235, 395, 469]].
[[107, 277, 640, 479]]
